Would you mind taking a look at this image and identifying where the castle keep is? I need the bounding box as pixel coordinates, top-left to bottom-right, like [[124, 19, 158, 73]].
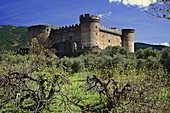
[[28, 13, 135, 53]]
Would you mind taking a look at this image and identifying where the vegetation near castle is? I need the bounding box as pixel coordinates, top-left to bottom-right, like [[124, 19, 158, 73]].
[[0, 45, 170, 112]]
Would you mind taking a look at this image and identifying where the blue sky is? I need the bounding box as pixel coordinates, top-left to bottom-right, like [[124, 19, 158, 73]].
[[0, 0, 169, 46]]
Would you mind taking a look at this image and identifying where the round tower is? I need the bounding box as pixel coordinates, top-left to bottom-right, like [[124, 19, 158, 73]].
[[122, 29, 135, 52], [28, 25, 52, 45], [80, 14, 100, 48]]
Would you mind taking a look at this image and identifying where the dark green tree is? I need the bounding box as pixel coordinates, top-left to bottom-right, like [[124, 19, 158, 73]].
[[161, 47, 170, 72]]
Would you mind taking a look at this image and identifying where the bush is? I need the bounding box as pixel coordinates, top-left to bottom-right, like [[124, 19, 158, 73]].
[[161, 47, 170, 73], [102, 46, 130, 57], [112, 54, 126, 70], [82, 54, 97, 68], [135, 47, 161, 59], [96, 55, 113, 69], [0, 53, 71, 112], [46, 56, 60, 67], [146, 56, 161, 68], [17, 47, 30, 55], [72, 64, 169, 112], [71, 58, 84, 73], [136, 58, 146, 69]]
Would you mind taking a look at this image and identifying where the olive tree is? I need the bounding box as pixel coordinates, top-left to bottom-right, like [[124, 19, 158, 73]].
[[0, 53, 71, 112]]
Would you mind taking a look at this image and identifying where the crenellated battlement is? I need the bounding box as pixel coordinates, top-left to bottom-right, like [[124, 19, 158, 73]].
[[99, 25, 122, 36], [53, 24, 80, 33], [58, 24, 80, 29], [80, 13, 100, 23]]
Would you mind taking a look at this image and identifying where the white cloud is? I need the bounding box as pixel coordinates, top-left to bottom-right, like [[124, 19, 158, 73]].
[[109, 0, 121, 2], [153, 42, 170, 46], [109, 0, 157, 7], [98, 12, 112, 18], [161, 42, 170, 46]]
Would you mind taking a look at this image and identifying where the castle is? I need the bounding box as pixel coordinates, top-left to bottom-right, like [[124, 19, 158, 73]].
[[28, 13, 135, 54]]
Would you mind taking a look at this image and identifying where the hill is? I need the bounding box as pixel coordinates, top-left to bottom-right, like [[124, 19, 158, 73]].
[[134, 42, 166, 51], [0, 25, 28, 52]]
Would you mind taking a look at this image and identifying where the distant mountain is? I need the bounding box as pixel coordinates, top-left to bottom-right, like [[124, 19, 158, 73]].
[[134, 42, 166, 51], [0, 25, 28, 52], [0, 25, 167, 52]]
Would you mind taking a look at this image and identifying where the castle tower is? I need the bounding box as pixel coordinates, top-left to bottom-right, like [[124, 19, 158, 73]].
[[28, 25, 53, 45], [80, 14, 100, 48], [122, 29, 135, 52]]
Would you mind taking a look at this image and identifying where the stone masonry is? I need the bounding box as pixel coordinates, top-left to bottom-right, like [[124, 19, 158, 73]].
[[28, 13, 135, 54]]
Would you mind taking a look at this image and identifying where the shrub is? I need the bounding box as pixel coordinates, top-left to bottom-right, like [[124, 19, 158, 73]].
[[72, 57, 84, 73], [136, 58, 146, 69], [161, 47, 170, 73], [0, 53, 71, 112], [17, 47, 30, 55], [46, 56, 60, 67], [83, 54, 97, 68], [96, 55, 113, 69], [102, 46, 130, 57], [135, 47, 161, 59], [73, 65, 169, 112], [146, 56, 161, 68], [112, 54, 126, 70]]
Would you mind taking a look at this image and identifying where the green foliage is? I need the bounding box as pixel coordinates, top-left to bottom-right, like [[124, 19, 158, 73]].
[[0, 25, 28, 52], [161, 47, 170, 73], [71, 57, 84, 73], [0, 45, 170, 112], [135, 47, 161, 59], [69, 64, 169, 112], [101, 46, 130, 56], [0, 53, 71, 112], [17, 47, 30, 55], [146, 56, 160, 68], [136, 58, 146, 68]]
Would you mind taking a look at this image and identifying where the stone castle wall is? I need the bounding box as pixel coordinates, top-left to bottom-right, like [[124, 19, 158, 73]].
[[99, 31, 122, 49], [28, 25, 58, 45], [50, 24, 81, 45], [49, 24, 81, 53], [98, 25, 122, 49]]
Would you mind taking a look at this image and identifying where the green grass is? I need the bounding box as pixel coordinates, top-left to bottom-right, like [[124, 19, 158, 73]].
[[63, 72, 102, 111]]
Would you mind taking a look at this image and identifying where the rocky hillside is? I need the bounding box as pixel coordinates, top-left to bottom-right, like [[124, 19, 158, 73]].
[[0, 25, 28, 52], [135, 42, 166, 51]]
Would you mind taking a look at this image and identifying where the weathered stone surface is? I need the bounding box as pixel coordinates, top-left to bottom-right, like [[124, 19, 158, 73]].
[[28, 14, 135, 54]]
